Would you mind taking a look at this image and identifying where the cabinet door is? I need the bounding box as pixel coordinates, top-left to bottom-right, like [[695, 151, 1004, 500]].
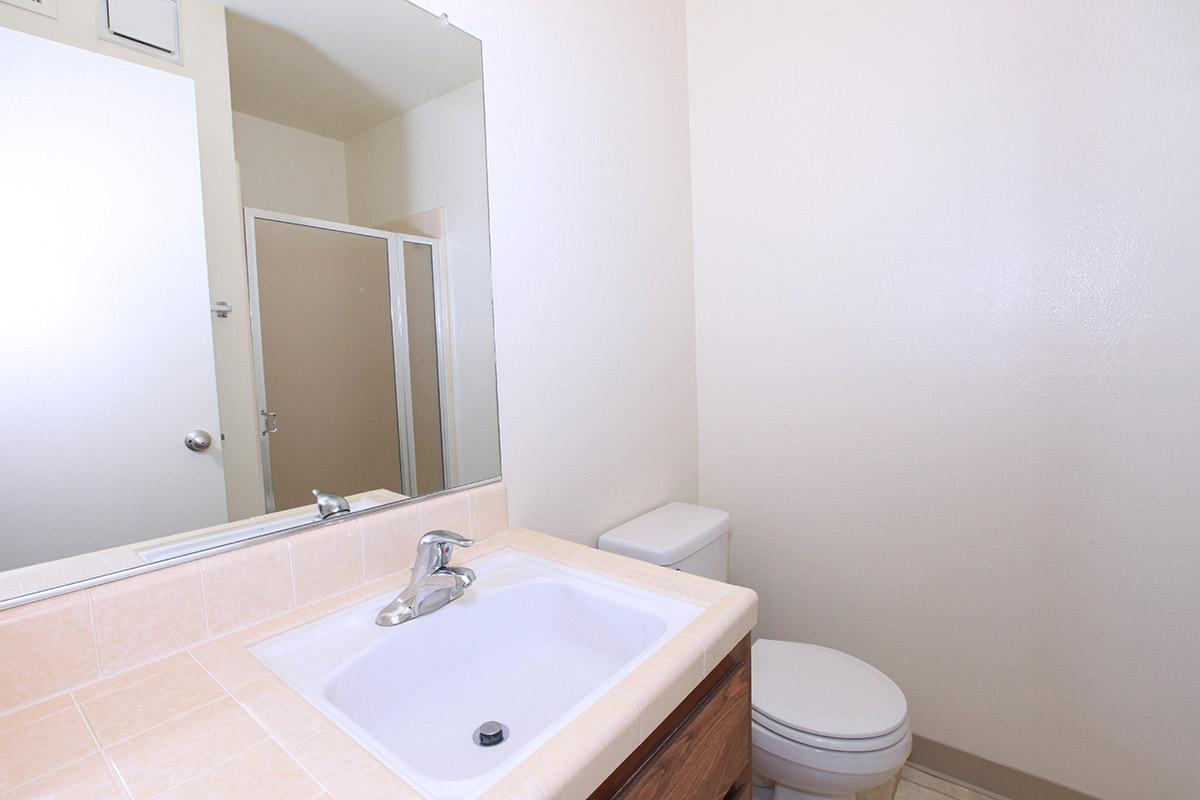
[[617, 657, 751, 800]]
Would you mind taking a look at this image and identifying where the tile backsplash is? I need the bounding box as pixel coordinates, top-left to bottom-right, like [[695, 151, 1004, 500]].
[[0, 481, 508, 714]]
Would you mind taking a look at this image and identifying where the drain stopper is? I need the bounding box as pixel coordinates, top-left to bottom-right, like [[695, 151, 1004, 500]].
[[473, 720, 508, 747]]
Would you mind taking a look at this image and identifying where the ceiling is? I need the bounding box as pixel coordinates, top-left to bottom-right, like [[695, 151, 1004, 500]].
[[222, 0, 483, 141]]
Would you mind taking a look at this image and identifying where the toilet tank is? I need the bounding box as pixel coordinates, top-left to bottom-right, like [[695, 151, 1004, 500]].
[[597, 502, 730, 581]]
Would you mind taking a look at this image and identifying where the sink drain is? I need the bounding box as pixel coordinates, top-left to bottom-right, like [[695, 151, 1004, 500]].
[[473, 720, 509, 747]]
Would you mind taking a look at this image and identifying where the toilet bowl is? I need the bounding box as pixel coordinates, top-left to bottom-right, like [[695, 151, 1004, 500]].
[[598, 503, 911, 800], [750, 639, 910, 799]]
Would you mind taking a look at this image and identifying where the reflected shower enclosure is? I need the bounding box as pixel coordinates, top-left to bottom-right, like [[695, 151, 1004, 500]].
[[247, 213, 451, 507]]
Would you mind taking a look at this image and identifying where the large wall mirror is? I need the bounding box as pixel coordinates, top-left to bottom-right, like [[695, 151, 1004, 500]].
[[0, 0, 499, 605]]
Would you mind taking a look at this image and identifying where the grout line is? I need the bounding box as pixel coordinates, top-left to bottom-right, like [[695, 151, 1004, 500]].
[[142, 736, 267, 800], [0, 707, 113, 797], [466, 491, 479, 537], [189, 655, 238, 697], [191, 657, 331, 798], [198, 562, 212, 639], [98, 695, 229, 750], [74, 655, 198, 706], [286, 541, 299, 608], [65, 643, 204, 707], [0, 708, 62, 736], [72, 694, 134, 799], [86, 590, 103, 677], [357, 521, 368, 583]]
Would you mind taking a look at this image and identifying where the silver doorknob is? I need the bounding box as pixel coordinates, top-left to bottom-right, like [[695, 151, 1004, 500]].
[[184, 430, 213, 452]]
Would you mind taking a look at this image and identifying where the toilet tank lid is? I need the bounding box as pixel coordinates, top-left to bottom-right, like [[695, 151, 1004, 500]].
[[598, 502, 730, 566]]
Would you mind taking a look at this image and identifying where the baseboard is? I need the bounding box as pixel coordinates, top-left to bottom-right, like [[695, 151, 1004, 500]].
[[909, 736, 1104, 800]]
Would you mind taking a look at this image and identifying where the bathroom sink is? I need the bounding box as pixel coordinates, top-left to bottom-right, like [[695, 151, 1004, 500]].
[[251, 548, 702, 799]]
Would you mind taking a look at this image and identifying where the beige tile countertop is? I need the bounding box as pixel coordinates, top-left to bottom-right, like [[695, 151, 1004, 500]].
[[0, 529, 757, 800]]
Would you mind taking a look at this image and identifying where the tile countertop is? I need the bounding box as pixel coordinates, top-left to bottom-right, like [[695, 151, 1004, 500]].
[[0, 529, 757, 800]]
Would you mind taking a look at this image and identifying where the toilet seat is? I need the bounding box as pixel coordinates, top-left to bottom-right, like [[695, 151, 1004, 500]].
[[752, 639, 909, 750], [752, 716, 913, 795], [752, 708, 909, 753]]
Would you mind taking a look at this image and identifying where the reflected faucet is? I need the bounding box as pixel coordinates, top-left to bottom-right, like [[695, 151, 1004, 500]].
[[313, 489, 351, 521], [376, 530, 475, 626]]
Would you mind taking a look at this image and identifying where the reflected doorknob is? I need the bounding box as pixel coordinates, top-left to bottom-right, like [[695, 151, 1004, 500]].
[[184, 429, 213, 452]]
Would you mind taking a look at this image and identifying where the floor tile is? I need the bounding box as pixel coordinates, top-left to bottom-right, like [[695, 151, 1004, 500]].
[[857, 774, 899, 800], [895, 779, 953, 800], [902, 767, 1001, 800]]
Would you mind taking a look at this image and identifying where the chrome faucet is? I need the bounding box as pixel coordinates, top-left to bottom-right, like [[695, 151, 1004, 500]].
[[376, 530, 475, 626], [313, 489, 351, 521]]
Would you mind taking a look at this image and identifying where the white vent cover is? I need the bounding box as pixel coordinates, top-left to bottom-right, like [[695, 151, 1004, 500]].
[[1, 0, 57, 18], [103, 0, 180, 60]]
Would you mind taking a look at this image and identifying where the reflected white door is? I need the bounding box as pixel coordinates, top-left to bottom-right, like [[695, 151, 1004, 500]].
[[0, 29, 228, 570]]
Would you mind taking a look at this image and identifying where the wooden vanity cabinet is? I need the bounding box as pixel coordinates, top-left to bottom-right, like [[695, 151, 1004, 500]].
[[589, 635, 752, 800]]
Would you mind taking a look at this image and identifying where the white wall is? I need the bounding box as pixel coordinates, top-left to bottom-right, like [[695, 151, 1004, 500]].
[[233, 112, 350, 223], [409, 0, 698, 544], [687, 2, 1200, 799], [344, 81, 499, 485]]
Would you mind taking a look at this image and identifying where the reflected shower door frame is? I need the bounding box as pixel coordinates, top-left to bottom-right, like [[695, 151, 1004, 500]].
[[243, 208, 454, 508]]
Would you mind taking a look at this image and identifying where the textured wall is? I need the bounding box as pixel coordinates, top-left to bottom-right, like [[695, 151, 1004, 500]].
[[687, 2, 1200, 798]]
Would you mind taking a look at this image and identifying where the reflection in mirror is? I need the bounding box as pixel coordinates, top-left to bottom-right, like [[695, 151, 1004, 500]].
[[0, 0, 498, 604]]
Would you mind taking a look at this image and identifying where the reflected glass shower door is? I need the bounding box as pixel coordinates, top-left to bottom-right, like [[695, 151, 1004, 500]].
[[248, 216, 405, 511]]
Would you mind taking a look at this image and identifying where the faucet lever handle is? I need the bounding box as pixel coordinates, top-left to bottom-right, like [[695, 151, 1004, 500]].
[[312, 488, 351, 520], [419, 530, 475, 549], [415, 530, 474, 574]]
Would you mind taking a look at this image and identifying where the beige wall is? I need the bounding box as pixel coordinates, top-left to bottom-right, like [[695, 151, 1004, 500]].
[[233, 112, 350, 223], [687, 2, 1200, 799], [0, 0, 264, 522], [413, 1, 699, 544]]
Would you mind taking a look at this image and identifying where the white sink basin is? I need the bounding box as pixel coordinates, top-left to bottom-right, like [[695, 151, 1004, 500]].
[[251, 548, 702, 799]]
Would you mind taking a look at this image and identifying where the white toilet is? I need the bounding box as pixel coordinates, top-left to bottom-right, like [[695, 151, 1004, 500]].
[[599, 503, 912, 800]]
